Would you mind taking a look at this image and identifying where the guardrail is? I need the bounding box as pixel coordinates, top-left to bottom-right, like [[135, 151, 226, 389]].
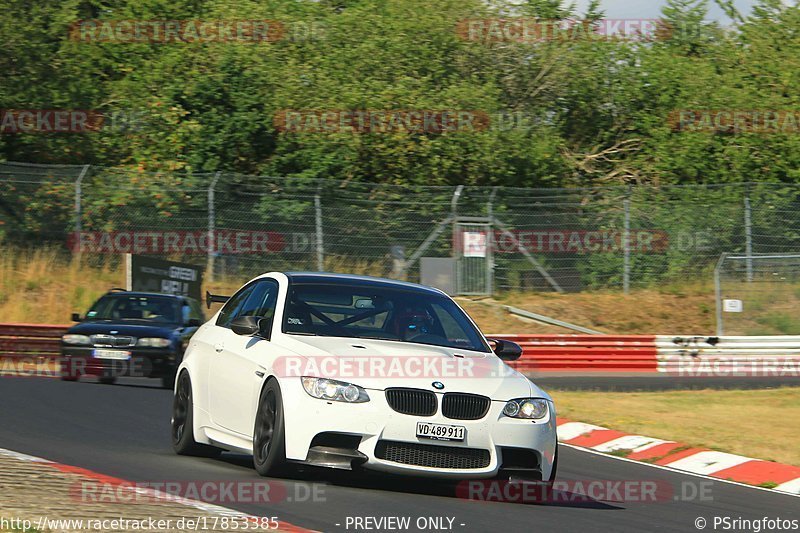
[[0, 323, 65, 376], [0, 323, 67, 358], [655, 335, 800, 374], [496, 334, 659, 372], [2, 325, 799, 375], [498, 334, 800, 373]]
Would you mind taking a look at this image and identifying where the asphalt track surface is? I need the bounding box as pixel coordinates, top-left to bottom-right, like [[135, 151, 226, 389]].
[[1, 377, 798, 532]]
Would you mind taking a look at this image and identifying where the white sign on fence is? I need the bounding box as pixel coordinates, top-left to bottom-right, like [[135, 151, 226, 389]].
[[723, 299, 743, 313], [463, 231, 488, 258]]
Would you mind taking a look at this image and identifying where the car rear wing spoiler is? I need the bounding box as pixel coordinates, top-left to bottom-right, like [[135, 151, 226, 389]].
[[206, 291, 231, 309]]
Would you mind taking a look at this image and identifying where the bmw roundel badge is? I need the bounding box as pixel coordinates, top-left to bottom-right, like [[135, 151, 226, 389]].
[[432, 381, 445, 390]]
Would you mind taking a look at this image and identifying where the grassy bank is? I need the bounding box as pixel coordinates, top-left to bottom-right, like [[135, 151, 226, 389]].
[[0, 244, 719, 333], [0, 244, 792, 337], [551, 387, 800, 467]]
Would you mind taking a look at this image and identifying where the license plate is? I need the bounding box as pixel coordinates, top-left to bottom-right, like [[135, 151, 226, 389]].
[[92, 349, 131, 360], [416, 422, 466, 442]]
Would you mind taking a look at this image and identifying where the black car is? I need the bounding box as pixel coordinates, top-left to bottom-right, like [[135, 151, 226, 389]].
[[61, 290, 204, 388]]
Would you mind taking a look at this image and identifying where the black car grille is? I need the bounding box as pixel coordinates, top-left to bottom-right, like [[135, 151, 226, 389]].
[[441, 393, 491, 420], [375, 440, 491, 469], [90, 334, 136, 347], [385, 388, 437, 416]]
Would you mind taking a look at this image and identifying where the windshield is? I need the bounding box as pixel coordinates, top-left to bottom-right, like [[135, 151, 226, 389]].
[[283, 283, 490, 353], [86, 295, 180, 323]]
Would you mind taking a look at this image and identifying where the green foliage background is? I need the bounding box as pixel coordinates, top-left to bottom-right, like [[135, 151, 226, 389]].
[[2, 0, 800, 292], [1, 0, 798, 187]]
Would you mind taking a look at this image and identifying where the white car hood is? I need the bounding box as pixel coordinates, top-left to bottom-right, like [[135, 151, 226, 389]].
[[276, 335, 547, 401]]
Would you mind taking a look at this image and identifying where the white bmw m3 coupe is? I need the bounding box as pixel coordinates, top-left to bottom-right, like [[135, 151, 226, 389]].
[[171, 272, 557, 482]]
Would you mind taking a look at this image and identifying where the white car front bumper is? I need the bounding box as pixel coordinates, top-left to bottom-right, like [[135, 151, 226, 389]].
[[280, 378, 557, 480]]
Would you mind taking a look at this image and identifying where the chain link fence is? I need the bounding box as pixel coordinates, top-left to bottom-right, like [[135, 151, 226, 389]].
[[2, 161, 800, 299], [715, 254, 800, 335]]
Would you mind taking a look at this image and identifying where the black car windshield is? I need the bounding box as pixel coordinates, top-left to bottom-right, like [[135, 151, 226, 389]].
[[85, 295, 180, 323], [283, 283, 491, 353]]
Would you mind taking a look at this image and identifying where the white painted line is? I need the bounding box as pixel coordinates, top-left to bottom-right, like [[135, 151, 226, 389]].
[[561, 444, 800, 498], [592, 435, 672, 453], [557, 422, 607, 441], [775, 478, 800, 495], [0, 447, 54, 463], [630, 439, 676, 454], [660, 450, 753, 475]]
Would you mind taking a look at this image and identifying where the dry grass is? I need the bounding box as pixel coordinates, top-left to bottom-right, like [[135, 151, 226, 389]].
[[0, 247, 408, 324], [551, 387, 800, 466], [0, 244, 788, 338], [0, 247, 122, 324], [458, 287, 717, 334]]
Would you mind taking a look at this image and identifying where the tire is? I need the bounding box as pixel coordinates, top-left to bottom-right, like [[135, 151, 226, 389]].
[[161, 371, 176, 390], [172, 372, 221, 458], [162, 351, 183, 389], [60, 358, 79, 381], [98, 376, 116, 385], [253, 379, 287, 477]]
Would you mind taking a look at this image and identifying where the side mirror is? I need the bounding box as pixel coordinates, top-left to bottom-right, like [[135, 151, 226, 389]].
[[71, 313, 82, 322], [186, 318, 202, 327], [230, 315, 264, 336], [488, 338, 523, 361]]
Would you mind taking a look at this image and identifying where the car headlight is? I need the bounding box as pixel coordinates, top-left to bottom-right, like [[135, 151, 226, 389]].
[[136, 337, 172, 348], [503, 398, 549, 419], [301, 377, 370, 403], [62, 334, 91, 345]]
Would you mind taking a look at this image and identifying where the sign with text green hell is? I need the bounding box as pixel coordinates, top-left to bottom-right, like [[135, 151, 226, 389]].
[[126, 255, 203, 301]]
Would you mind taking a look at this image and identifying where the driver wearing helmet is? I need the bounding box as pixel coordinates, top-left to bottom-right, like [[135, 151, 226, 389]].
[[394, 306, 435, 340]]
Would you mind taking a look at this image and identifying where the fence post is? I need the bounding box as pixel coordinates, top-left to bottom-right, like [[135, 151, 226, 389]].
[[623, 185, 631, 294], [487, 187, 498, 295], [315, 184, 324, 271], [207, 171, 222, 282], [714, 253, 727, 336], [744, 186, 753, 282], [451, 185, 464, 292], [74, 164, 90, 237]]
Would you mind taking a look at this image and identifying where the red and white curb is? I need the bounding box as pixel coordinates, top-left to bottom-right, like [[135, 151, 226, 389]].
[[0, 447, 316, 533], [557, 418, 800, 495]]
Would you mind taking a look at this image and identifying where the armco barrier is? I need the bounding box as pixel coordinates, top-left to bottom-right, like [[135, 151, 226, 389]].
[[0, 323, 66, 358], [2, 324, 799, 375], [656, 335, 800, 374], [496, 334, 659, 372], [0, 323, 65, 376]]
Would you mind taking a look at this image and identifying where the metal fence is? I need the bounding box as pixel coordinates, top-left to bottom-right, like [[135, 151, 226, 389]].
[[714, 254, 800, 335], [2, 161, 800, 296]]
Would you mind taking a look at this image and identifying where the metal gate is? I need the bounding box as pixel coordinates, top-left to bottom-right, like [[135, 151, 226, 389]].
[[455, 218, 492, 295]]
